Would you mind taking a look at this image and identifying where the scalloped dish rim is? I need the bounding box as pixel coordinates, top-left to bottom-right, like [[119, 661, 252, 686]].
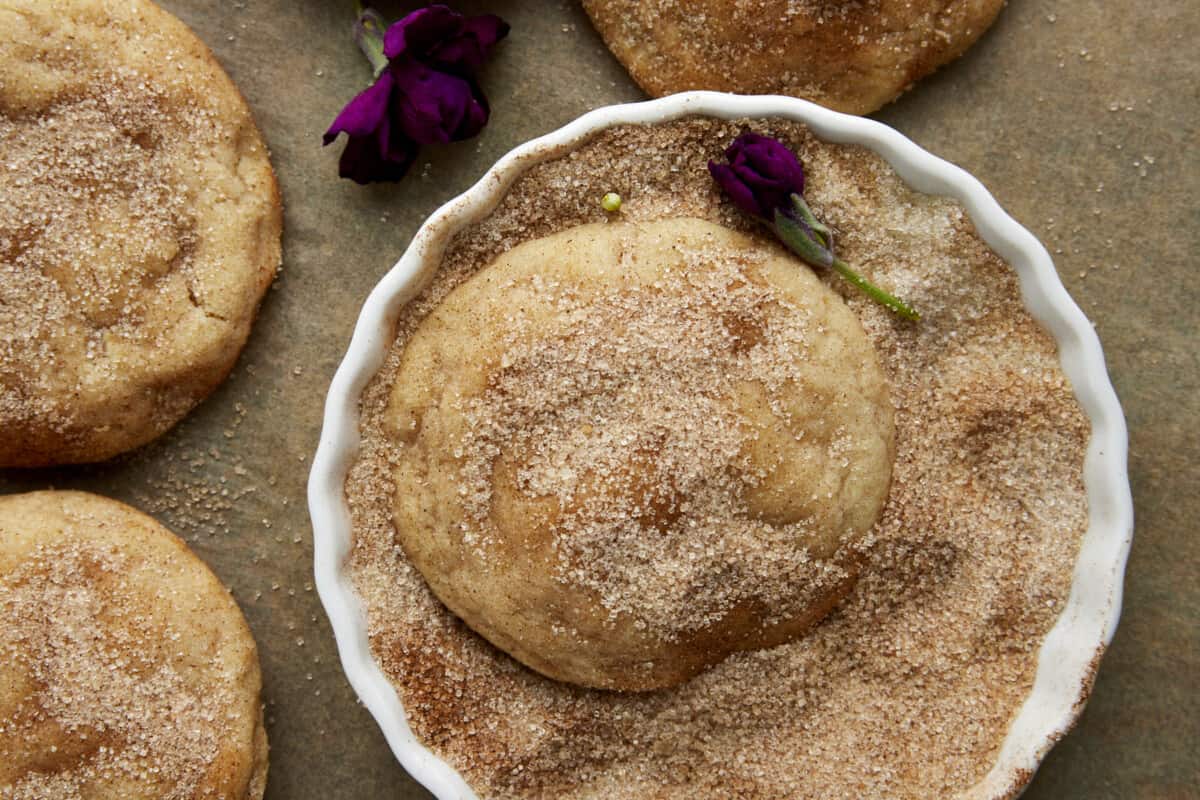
[[307, 92, 1134, 800]]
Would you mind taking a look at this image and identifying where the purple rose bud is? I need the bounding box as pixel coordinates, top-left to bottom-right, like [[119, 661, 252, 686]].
[[707, 133, 806, 220], [384, 4, 510, 76], [709, 133, 920, 320]]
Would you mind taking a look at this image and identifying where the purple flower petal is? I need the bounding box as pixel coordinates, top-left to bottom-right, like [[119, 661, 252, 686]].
[[427, 14, 509, 74], [710, 133, 806, 218], [336, 124, 417, 184], [384, 5, 508, 75], [383, 5, 456, 61], [323, 70, 395, 144], [391, 60, 488, 145], [708, 161, 763, 219], [324, 71, 419, 184], [729, 133, 805, 195]]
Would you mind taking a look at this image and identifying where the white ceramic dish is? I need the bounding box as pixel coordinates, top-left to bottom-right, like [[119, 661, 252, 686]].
[[308, 92, 1133, 800]]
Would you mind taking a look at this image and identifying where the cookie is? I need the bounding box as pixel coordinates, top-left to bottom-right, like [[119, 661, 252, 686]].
[[0, 490, 268, 799], [0, 0, 282, 467], [386, 219, 894, 690], [582, 0, 1005, 114]]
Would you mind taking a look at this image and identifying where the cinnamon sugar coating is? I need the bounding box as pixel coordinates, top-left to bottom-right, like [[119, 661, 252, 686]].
[[0, 0, 282, 467], [386, 219, 894, 690], [582, 0, 1006, 115], [346, 118, 1090, 798], [0, 491, 267, 799]]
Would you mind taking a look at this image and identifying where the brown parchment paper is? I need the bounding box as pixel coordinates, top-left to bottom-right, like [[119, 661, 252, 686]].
[[2, 0, 1196, 797]]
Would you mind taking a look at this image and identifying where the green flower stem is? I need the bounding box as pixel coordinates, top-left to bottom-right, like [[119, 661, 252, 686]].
[[354, 6, 389, 77], [830, 258, 920, 321], [774, 209, 834, 271], [775, 196, 920, 321]]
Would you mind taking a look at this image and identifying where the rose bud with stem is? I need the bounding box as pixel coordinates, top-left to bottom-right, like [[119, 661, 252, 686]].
[[709, 133, 919, 321]]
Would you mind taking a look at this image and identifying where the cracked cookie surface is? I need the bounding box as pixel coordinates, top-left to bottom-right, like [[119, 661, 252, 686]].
[[0, 0, 281, 466]]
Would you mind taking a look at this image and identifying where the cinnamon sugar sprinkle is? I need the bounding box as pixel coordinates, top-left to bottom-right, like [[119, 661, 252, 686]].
[[0, 541, 229, 797], [345, 118, 1090, 798], [449, 236, 872, 641], [2, 77, 212, 420]]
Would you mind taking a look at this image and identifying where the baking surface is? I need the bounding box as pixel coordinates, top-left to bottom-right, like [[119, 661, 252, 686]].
[[1, 0, 1194, 797]]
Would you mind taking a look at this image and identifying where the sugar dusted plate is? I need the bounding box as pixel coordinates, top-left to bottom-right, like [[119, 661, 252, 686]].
[[308, 92, 1133, 800]]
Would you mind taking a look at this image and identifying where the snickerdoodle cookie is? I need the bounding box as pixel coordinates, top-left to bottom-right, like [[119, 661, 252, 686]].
[[583, 0, 1005, 114], [386, 218, 895, 690], [0, 0, 281, 467], [0, 490, 267, 798]]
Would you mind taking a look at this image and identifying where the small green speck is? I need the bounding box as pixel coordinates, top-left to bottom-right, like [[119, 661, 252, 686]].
[[601, 192, 622, 212]]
